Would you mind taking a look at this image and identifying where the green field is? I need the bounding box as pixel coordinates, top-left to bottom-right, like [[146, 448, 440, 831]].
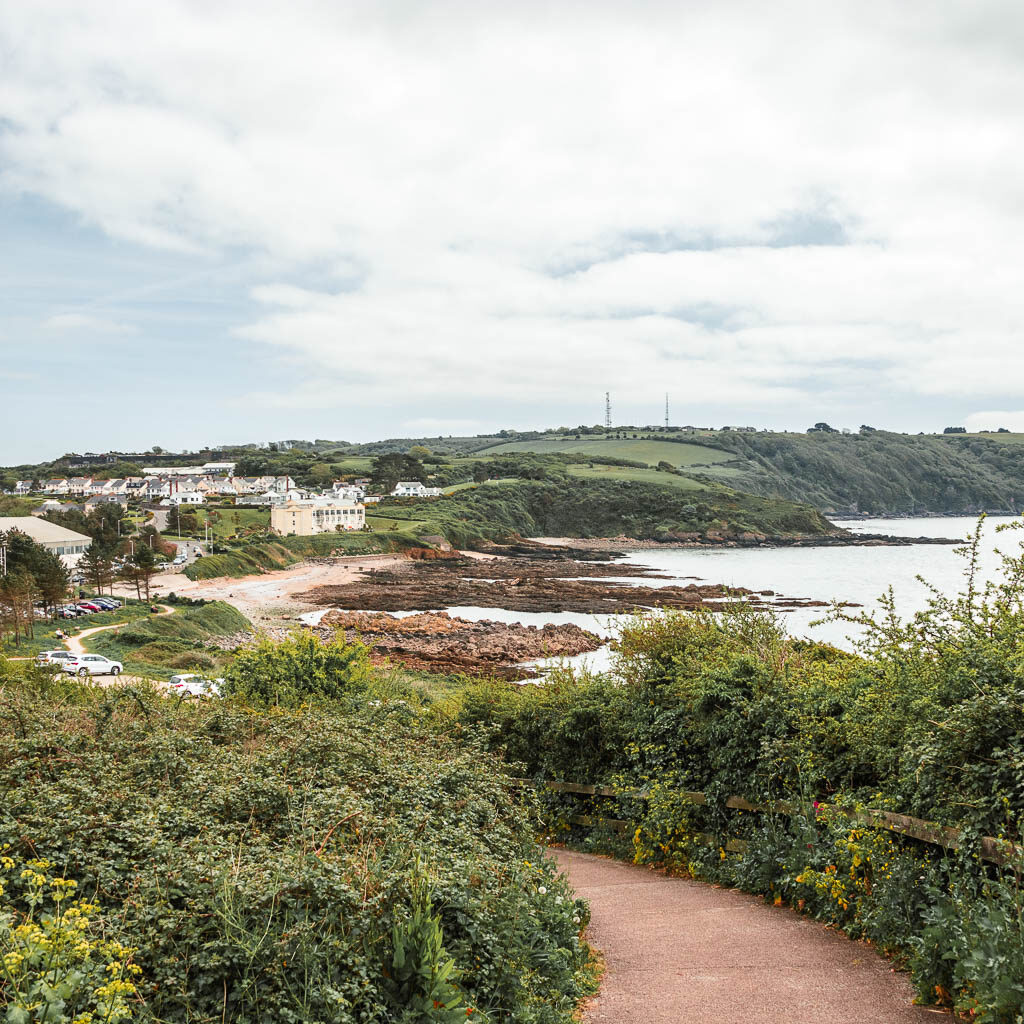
[[565, 464, 707, 491], [443, 476, 519, 493], [365, 512, 432, 534], [87, 600, 250, 678], [478, 435, 737, 468]]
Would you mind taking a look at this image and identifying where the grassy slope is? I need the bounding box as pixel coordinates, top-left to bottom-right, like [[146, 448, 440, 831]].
[[88, 600, 250, 677], [479, 432, 1024, 515], [565, 464, 706, 491]]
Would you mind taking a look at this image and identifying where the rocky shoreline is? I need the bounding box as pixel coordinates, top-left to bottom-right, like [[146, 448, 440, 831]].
[[295, 554, 836, 615], [206, 611, 604, 680], [527, 532, 962, 552]]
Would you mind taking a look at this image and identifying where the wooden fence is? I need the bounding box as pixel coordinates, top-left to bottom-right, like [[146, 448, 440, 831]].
[[512, 778, 1022, 867]]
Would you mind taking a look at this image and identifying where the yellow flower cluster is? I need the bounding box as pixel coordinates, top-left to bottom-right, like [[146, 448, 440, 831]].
[[1, 850, 143, 1023]]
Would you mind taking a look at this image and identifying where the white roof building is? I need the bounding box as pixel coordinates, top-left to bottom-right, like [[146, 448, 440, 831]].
[[0, 516, 92, 569]]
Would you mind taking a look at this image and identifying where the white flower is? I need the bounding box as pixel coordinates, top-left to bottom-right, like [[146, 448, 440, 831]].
[[572, 915, 581, 924], [537, 886, 547, 895], [555, 896, 563, 904]]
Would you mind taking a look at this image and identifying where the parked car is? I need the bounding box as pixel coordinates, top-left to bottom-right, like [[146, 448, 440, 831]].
[[168, 674, 223, 697], [76, 602, 102, 613], [61, 654, 123, 677], [57, 606, 80, 618], [91, 598, 118, 611], [36, 650, 75, 669]]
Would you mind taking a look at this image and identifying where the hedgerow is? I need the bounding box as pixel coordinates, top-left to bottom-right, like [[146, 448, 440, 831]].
[[0, 674, 595, 1022]]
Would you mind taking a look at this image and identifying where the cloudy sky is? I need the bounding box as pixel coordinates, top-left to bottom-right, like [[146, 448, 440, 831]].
[[3, 0, 1024, 463]]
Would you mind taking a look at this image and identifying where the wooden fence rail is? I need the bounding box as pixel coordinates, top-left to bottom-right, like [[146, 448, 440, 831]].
[[511, 778, 1022, 867]]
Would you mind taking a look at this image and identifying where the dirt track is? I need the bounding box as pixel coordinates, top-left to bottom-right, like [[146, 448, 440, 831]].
[[555, 849, 947, 1024]]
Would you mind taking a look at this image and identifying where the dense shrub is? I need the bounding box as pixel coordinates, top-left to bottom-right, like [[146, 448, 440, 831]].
[[0, 673, 595, 1023], [224, 632, 373, 706]]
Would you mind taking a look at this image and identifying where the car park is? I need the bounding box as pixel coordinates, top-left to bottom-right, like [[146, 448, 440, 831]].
[[62, 654, 123, 677], [91, 598, 119, 610], [76, 603, 101, 613], [168, 673, 223, 697]]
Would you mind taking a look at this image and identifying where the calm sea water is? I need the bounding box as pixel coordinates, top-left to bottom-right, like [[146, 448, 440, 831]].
[[447, 516, 1024, 670]]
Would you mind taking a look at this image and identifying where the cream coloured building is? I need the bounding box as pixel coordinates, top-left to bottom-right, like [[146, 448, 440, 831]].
[[270, 499, 365, 536]]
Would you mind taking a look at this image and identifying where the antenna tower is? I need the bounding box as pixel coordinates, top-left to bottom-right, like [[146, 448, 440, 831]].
[[605, 392, 612, 430], [665, 393, 670, 429]]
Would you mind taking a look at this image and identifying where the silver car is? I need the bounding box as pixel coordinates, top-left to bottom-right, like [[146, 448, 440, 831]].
[[36, 650, 75, 670]]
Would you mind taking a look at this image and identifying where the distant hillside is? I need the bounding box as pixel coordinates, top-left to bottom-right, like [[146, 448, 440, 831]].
[[370, 477, 836, 546], [477, 430, 1024, 516]]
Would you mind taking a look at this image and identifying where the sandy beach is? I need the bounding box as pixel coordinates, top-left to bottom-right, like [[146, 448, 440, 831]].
[[145, 549, 500, 627], [148, 553, 410, 627]]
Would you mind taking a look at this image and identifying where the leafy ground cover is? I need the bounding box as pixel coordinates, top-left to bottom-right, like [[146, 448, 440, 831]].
[[0, 667, 596, 1023], [458, 521, 1024, 1020]]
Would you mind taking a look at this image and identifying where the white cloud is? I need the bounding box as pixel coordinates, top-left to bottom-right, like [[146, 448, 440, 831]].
[[965, 411, 1024, 433], [42, 313, 136, 333], [4, 0, 1024, 420]]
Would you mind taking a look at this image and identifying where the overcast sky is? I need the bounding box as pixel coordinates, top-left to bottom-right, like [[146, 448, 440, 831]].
[[3, 0, 1024, 463]]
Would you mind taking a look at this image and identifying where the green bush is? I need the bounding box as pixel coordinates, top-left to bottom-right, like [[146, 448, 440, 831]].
[[0, 678, 595, 1023], [224, 631, 373, 706]]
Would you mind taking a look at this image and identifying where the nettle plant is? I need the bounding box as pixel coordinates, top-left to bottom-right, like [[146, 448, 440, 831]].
[[0, 849, 142, 1023]]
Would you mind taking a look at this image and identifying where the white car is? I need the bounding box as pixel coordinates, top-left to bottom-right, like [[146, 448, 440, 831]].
[[168, 673, 223, 697], [36, 650, 75, 670], [62, 654, 124, 677]]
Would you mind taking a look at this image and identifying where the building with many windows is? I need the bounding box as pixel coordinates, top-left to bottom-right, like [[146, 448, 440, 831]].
[[270, 499, 365, 536]]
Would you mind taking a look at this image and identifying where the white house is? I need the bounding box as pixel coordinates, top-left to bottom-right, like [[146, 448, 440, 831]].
[[391, 481, 442, 498], [162, 491, 205, 506], [14, 481, 33, 495]]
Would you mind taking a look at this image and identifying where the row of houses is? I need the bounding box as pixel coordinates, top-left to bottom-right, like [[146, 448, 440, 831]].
[[16, 474, 296, 501]]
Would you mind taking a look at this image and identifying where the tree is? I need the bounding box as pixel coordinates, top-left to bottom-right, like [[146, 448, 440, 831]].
[[371, 453, 426, 492], [807, 422, 838, 433], [308, 462, 334, 488], [79, 544, 115, 595], [0, 570, 36, 645], [152, 446, 163, 453], [119, 545, 159, 601], [943, 426, 967, 434], [408, 445, 432, 459], [0, 528, 69, 616]]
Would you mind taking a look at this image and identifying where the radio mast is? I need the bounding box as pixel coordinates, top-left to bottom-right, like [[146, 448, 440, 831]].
[[665, 393, 670, 429], [605, 392, 612, 430]]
